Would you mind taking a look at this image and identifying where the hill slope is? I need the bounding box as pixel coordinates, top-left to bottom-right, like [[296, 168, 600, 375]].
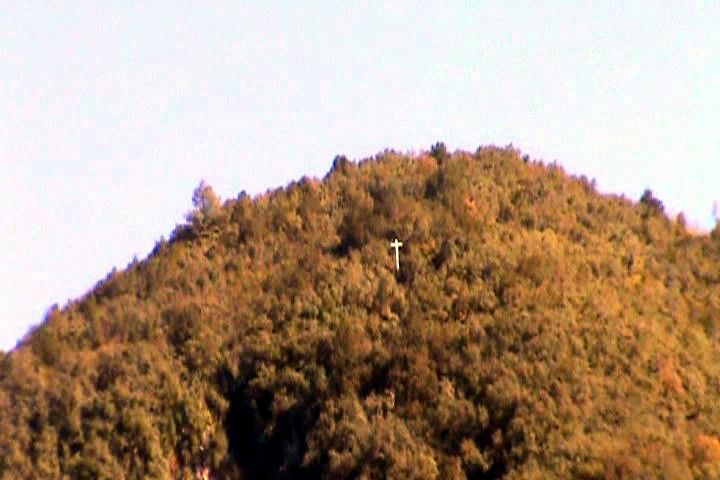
[[2, 145, 720, 479]]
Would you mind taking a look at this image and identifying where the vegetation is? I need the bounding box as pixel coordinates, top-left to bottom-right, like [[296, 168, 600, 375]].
[[1, 145, 720, 479]]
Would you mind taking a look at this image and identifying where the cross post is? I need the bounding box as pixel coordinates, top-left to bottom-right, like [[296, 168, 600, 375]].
[[390, 238, 403, 272]]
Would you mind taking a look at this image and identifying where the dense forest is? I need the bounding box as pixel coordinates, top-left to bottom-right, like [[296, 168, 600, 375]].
[[1, 145, 720, 479]]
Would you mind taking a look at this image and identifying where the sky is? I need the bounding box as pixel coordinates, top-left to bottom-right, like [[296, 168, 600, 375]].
[[1, 2, 718, 351]]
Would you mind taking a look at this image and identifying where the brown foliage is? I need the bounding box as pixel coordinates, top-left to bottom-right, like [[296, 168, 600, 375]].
[[2, 146, 720, 478]]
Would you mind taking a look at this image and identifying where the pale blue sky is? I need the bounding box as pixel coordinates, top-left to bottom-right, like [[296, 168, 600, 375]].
[[1, 2, 718, 350]]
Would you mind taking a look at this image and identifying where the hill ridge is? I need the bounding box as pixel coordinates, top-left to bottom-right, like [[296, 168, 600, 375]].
[[1, 145, 719, 479]]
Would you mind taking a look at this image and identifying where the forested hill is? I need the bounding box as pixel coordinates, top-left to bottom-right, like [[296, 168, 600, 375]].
[[2, 145, 720, 479]]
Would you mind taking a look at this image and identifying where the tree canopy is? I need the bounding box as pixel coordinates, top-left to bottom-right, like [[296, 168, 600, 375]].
[[1, 145, 719, 479]]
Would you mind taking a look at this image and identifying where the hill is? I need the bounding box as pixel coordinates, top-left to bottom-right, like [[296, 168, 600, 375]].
[[1, 145, 720, 479]]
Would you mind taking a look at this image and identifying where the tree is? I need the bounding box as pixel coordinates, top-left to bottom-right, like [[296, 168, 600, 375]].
[[640, 189, 664, 215], [186, 180, 222, 225], [430, 142, 449, 162], [328, 155, 350, 176]]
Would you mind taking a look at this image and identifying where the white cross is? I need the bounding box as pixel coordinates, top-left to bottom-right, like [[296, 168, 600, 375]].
[[390, 238, 403, 271]]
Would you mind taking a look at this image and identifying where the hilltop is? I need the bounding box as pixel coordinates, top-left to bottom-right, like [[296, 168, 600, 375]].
[[1, 145, 720, 479]]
